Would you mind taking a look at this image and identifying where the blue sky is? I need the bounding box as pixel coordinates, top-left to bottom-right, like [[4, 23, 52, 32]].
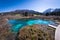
[[0, 0, 60, 12]]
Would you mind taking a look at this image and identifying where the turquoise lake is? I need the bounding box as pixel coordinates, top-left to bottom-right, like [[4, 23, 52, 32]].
[[8, 19, 55, 32]]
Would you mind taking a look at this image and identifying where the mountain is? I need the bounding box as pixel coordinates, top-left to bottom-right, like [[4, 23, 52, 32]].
[[43, 8, 60, 16], [0, 10, 42, 15], [43, 8, 54, 13], [53, 9, 60, 12], [43, 8, 60, 13], [14, 10, 40, 14]]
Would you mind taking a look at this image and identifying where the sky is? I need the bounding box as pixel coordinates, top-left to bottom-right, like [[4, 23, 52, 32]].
[[0, 0, 60, 12]]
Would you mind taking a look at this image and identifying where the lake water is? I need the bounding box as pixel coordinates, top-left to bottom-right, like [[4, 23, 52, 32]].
[[8, 19, 55, 32]]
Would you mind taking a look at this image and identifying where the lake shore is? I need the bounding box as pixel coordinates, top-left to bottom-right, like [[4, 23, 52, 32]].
[[0, 15, 60, 40]]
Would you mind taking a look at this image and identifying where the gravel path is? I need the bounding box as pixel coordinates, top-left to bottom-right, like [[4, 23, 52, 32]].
[[55, 25, 60, 40]]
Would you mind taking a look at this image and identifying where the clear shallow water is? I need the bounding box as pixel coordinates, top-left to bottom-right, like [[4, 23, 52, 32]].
[[8, 19, 55, 32]]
